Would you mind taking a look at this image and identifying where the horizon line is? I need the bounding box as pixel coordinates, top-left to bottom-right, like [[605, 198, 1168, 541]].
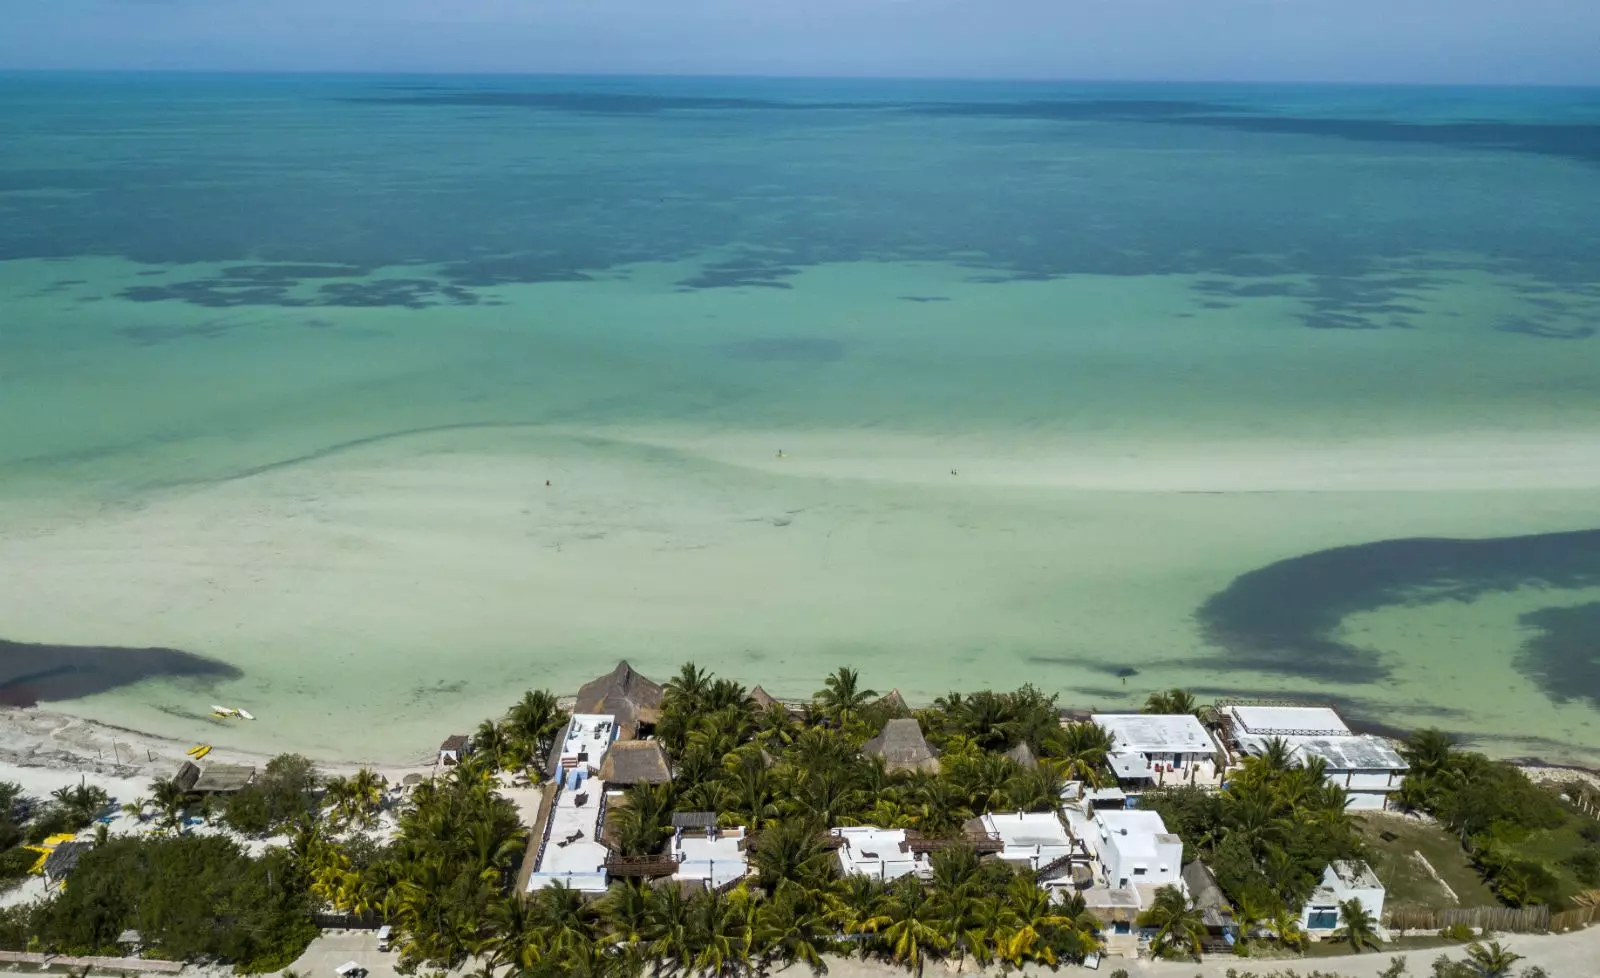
[[1, 68, 1597, 91]]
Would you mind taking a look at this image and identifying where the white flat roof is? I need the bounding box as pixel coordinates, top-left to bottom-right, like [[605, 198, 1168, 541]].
[[555, 714, 617, 772], [1228, 705, 1349, 737], [1093, 713, 1213, 753], [982, 811, 1071, 848], [1094, 808, 1171, 840], [1108, 751, 1155, 779], [834, 825, 909, 857], [675, 834, 748, 888]]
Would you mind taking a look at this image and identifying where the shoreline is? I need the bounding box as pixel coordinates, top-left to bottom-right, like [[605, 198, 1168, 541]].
[[7, 701, 1600, 793], [0, 704, 436, 788]]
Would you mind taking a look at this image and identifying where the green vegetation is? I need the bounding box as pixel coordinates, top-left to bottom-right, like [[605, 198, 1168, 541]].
[[1137, 883, 1205, 960], [1331, 897, 1381, 952], [1399, 729, 1600, 908], [1353, 816, 1500, 908], [220, 754, 320, 836], [8, 676, 1597, 976], [1140, 740, 1362, 953], [0, 834, 315, 972]]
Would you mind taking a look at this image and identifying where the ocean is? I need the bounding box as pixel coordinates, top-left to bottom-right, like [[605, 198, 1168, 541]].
[[2, 74, 1599, 763]]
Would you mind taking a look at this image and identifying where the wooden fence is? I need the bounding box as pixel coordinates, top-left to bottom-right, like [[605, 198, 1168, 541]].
[[0, 950, 184, 973], [1550, 904, 1598, 933], [1385, 904, 1551, 933], [311, 911, 383, 929]]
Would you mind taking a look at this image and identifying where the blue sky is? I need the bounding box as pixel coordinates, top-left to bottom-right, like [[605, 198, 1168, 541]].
[[2, 0, 1596, 84]]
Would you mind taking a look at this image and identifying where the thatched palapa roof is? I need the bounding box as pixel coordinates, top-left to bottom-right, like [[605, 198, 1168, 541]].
[[192, 764, 256, 794], [749, 685, 780, 710], [1182, 860, 1234, 928], [862, 718, 940, 774], [875, 689, 910, 715], [575, 661, 664, 735], [43, 841, 91, 881], [598, 740, 673, 785], [1004, 741, 1038, 770], [173, 760, 201, 793]]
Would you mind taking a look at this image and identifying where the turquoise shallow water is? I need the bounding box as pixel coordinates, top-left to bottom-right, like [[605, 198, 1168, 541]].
[[2, 75, 1600, 762]]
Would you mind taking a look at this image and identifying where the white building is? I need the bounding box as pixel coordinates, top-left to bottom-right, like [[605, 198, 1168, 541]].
[[526, 713, 618, 894], [1087, 809, 1184, 890], [671, 817, 749, 890], [1093, 713, 1224, 791], [1299, 861, 1386, 937], [980, 811, 1081, 877], [1062, 806, 1187, 958], [833, 826, 930, 882], [1223, 705, 1407, 811]]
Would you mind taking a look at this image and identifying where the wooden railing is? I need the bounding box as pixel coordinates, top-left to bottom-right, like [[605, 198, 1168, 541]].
[[603, 853, 683, 877]]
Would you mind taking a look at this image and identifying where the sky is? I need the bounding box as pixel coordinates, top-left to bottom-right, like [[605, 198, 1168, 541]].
[[0, 0, 1597, 84]]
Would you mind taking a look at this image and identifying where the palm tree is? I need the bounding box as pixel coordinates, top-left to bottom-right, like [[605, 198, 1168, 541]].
[[815, 666, 877, 727], [1000, 875, 1071, 966], [659, 662, 713, 754], [348, 767, 387, 827], [687, 890, 748, 977], [484, 893, 540, 969], [1401, 728, 1455, 780], [505, 689, 568, 776], [754, 884, 829, 972], [52, 779, 110, 822], [1051, 890, 1104, 963], [751, 819, 835, 893], [645, 884, 694, 970], [721, 748, 782, 830], [1331, 897, 1382, 952], [1143, 688, 1199, 716], [1463, 940, 1523, 978], [1264, 904, 1308, 951], [830, 875, 889, 948], [322, 774, 357, 827], [149, 776, 189, 831], [1137, 884, 1206, 961], [869, 877, 948, 977], [1001, 761, 1068, 812], [1056, 722, 1113, 786], [610, 782, 674, 857], [597, 880, 653, 953], [527, 882, 595, 960], [474, 720, 512, 772]]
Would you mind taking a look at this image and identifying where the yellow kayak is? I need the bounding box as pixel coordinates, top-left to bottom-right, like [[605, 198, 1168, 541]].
[[192, 746, 212, 759], [186, 744, 208, 756]]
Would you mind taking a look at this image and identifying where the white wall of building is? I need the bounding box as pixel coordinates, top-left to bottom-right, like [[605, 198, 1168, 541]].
[[1091, 810, 1182, 889], [1300, 862, 1386, 934]]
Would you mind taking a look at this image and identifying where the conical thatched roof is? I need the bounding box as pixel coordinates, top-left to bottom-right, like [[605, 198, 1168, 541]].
[[862, 718, 940, 774], [598, 740, 673, 785], [1004, 741, 1038, 770], [750, 685, 780, 710], [876, 689, 910, 714], [574, 661, 664, 735]]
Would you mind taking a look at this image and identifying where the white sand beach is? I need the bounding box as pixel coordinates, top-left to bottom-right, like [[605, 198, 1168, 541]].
[[4, 423, 1600, 765]]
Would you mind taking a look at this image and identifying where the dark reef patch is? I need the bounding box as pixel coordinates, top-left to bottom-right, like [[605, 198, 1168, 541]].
[[899, 296, 950, 303], [719, 338, 846, 363], [340, 90, 810, 116], [915, 100, 1600, 168], [1196, 528, 1600, 704], [678, 257, 799, 291], [120, 275, 482, 310], [1496, 318, 1597, 340], [0, 638, 241, 705], [1517, 603, 1600, 709]]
